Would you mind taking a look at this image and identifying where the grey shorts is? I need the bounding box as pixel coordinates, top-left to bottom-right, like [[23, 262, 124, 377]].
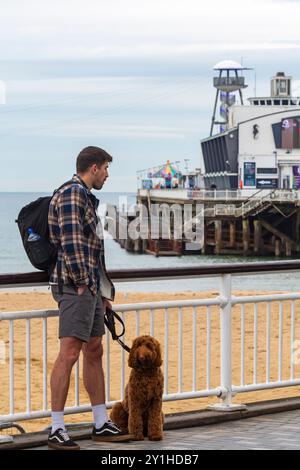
[[51, 285, 105, 342]]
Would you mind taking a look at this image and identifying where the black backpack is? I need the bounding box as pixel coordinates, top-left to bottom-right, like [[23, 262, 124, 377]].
[[15, 180, 74, 274]]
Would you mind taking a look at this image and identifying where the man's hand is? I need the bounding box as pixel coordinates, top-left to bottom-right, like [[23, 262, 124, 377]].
[[77, 285, 88, 296], [102, 297, 112, 311]]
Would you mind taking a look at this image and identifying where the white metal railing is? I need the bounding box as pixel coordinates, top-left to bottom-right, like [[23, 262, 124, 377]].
[[188, 189, 247, 200], [1, 269, 300, 425]]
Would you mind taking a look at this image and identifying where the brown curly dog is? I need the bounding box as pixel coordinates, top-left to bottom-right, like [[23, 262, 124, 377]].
[[110, 335, 164, 441]]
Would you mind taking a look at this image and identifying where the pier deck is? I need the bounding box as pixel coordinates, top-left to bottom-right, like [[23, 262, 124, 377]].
[[3, 398, 300, 450]]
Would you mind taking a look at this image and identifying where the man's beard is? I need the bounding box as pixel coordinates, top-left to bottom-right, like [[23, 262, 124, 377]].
[[94, 180, 104, 190]]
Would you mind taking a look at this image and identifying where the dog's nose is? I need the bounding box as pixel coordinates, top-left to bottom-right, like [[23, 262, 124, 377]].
[[139, 352, 150, 362]]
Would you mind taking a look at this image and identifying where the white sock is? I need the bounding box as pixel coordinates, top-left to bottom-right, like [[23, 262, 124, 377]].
[[51, 411, 65, 434], [92, 404, 108, 429]]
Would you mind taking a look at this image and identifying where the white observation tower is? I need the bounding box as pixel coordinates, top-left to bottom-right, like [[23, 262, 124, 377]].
[[210, 60, 252, 136]]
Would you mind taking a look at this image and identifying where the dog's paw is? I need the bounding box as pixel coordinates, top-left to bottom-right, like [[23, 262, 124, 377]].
[[132, 433, 144, 441], [148, 433, 163, 441]]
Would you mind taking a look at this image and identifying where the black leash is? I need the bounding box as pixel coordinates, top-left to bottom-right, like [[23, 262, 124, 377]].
[[104, 307, 131, 353]]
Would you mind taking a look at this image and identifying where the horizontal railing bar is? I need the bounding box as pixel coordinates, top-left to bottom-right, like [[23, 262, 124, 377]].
[[0, 310, 59, 321], [115, 299, 221, 311], [161, 389, 220, 401], [232, 293, 300, 304], [2, 292, 300, 321], [0, 299, 222, 320], [0, 406, 94, 423], [2, 260, 300, 287], [233, 379, 300, 393], [0, 388, 220, 423]]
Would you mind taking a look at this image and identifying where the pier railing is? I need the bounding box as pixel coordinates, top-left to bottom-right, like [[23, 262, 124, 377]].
[[1, 261, 300, 427], [138, 189, 300, 202]]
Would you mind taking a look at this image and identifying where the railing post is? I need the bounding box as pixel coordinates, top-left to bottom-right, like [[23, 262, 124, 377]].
[[0, 333, 13, 443], [209, 274, 247, 411], [221, 274, 232, 406]]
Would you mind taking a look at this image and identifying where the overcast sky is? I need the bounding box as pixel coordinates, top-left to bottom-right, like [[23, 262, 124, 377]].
[[1, 0, 300, 59], [1, 0, 300, 192]]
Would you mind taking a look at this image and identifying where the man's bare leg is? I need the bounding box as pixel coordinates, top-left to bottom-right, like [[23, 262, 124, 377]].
[[50, 336, 83, 411], [82, 336, 105, 405]]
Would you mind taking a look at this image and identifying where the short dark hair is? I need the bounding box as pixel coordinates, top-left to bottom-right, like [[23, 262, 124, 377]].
[[76, 146, 113, 174]]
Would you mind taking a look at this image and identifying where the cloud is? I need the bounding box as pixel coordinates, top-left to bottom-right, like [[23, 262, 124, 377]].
[[1, 0, 300, 192], [0, 81, 6, 104], [2, 75, 210, 132], [21, 42, 300, 61], [22, 123, 188, 139], [0, 0, 299, 59]]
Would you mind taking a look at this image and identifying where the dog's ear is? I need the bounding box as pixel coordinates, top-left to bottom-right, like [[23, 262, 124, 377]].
[[154, 340, 163, 367], [128, 338, 137, 368]]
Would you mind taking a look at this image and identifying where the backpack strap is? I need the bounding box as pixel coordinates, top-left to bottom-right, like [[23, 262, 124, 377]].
[[52, 179, 76, 196]]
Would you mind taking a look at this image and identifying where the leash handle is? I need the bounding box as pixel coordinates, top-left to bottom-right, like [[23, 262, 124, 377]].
[[104, 307, 131, 352]]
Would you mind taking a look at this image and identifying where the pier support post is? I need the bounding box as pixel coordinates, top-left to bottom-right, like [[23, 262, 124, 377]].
[[242, 219, 250, 255], [253, 220, 262, 254], [125, 238, 133, 251], [133, 238, 142, 253], [285, 240, 292, 257], [295, 209, 300, 252], [201, 223, 207, 254], [275, 238, 281, 257], [229, 220, 236, 248], [142, 239, 148, 253], [215, 220, 222, 255]]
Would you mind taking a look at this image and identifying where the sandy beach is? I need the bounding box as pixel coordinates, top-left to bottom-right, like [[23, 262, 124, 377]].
[[1, 289, 300, 433]]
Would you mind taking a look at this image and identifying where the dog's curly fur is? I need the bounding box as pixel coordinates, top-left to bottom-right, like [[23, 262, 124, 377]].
[[110, 335, 164, 441]]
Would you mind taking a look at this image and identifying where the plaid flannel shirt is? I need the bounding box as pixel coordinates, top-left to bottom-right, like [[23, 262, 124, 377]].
[[48, 174, 115, 299]]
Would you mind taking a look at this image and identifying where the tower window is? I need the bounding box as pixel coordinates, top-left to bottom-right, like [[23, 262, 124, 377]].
[[280, 80, 287, 93]]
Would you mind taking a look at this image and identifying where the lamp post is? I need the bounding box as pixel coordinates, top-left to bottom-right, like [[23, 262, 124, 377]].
[[184, 158, 190, 172]]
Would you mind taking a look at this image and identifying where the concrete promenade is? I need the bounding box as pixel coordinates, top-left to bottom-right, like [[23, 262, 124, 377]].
[[2, 398, 300, 451]]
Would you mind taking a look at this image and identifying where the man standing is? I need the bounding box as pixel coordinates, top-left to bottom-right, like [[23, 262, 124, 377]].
[[48, 146, 131, 450]]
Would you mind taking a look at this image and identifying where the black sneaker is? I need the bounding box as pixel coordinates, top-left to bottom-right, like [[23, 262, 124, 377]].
[[48, 428, 80, 450], [92, 421, 132, 442]]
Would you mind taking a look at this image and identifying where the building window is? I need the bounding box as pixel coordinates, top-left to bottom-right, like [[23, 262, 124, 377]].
[[282, 100, 288, 105], [293, 166, 300, 189], [253, 100, 259, 105], [274, 100, 280, 105], [260, 100, 265, 105], [266, 100, 272, 105], [280, 80, 287, 93], [257, 168, 277, 174], [281, 118, 300, 149]]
